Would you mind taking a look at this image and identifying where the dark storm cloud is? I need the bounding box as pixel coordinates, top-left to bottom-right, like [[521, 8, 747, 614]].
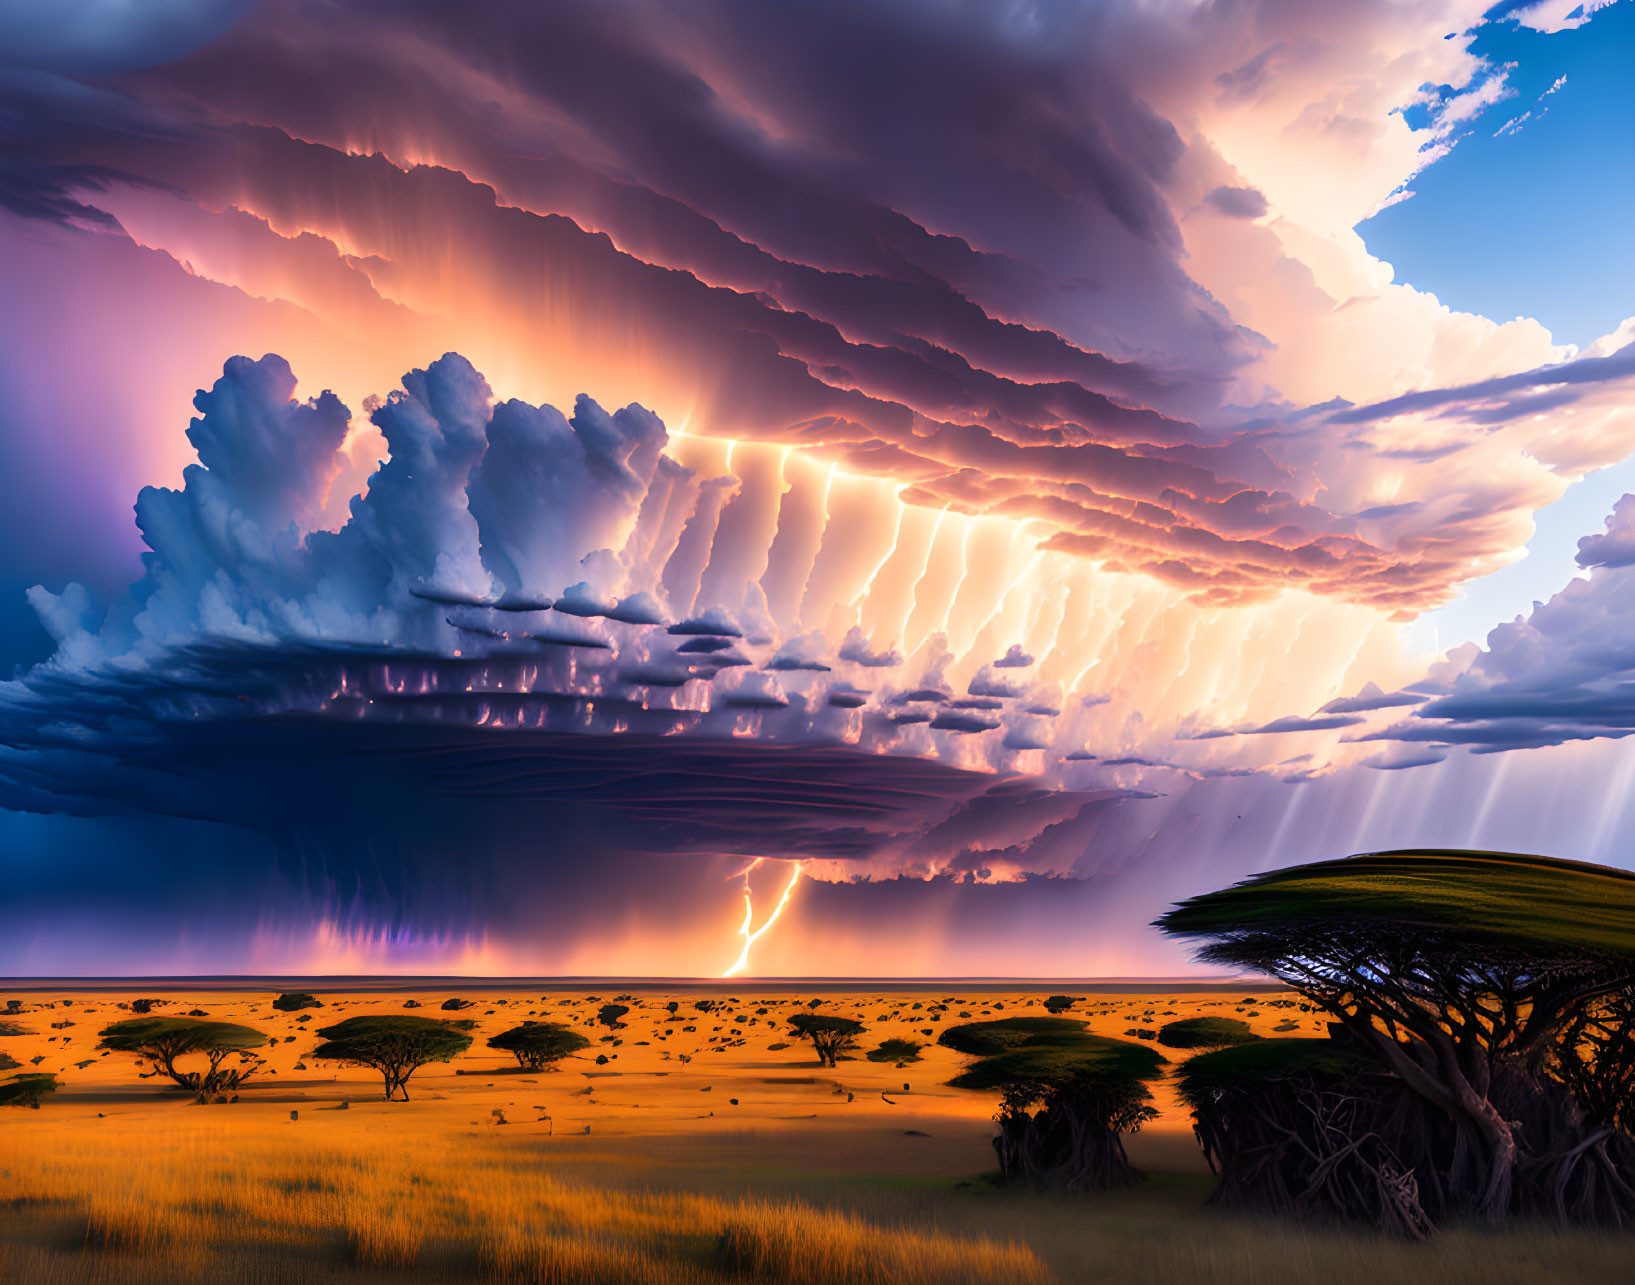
[[0, 0, 1549, 611], [1202, 184, 1269, 219], [1336, 498, 1635, 754], [0, 647, 1151, 928], [1319, 682, 1429, 714], [1248, 714, 1366, 734], [0, 347, 1178, 936], [930, 711, 1002, 734], [1329, 340, 1635, 427], [993, 644, 1034, 669]]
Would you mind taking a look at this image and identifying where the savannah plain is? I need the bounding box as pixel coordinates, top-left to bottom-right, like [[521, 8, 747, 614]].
[[3, 982, 1633, 1284]]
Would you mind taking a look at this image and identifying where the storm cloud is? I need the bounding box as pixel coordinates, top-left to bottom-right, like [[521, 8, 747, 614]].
[[3, 0, 1633, 974]]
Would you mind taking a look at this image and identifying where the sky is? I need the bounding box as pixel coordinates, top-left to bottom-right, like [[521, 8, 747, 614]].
[[0, 0, 1632, 978], [1362, 0, 1635, 348]]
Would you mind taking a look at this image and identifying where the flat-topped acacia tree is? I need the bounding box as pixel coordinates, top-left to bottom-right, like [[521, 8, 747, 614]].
[[785, 1013, 865, 1067], [97, 1017, 270, 1099], [0, 1073, 58, 1108], [1157, 849, 1635, 1226], [487, 1022, 591, 1071], [939, 1017, 1166, 1191], [1177, 1038, 1441, 1238], [310, 1015, 474, 1100]]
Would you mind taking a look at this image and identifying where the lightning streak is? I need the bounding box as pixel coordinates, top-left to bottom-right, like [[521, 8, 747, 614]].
[[722, 859, 804, 977]]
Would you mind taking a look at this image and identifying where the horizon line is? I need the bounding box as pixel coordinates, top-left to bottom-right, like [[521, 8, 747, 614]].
[[0, 972, 1266, 986]]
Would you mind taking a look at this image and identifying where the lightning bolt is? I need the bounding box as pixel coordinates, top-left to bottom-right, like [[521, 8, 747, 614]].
[[722, 859, 804, 977]]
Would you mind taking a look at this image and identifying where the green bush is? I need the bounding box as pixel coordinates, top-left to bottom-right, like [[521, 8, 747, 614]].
[[1156, 1016, 1259, 1050], [939, 1018, 1164, 1091], [865, 1038, 924, 1063]]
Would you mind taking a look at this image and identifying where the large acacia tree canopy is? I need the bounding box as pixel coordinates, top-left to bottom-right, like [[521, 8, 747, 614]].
[[1175, 1038, 1369, 1106], [98, 1017, 268, 1055], [1157, 851, 1635, 1230], [1156, 849, 1635, 962], [937, 1017, 1165, 1091], [313, 1015, 474, 1060]]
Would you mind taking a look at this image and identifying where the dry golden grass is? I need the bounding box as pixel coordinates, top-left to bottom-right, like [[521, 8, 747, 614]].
[[1, 1121, 1046, 1284], [3, 983, 1634, 1283]]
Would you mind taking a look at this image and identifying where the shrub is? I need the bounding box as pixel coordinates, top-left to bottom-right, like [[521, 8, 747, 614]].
[[1157, 1016, 1259, 1049], [271, 992, 322, 1012], [866, 1038, 924, 1064]]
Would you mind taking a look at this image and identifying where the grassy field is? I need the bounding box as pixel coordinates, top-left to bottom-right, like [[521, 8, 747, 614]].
[[3, 982, 1634, 1283]]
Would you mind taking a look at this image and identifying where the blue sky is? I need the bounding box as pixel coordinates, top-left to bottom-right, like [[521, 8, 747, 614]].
[[1362, 1, 1634, 349], [1380, 1, 1635, 653]]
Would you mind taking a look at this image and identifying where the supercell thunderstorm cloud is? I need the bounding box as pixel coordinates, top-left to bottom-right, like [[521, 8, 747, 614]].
[[1, 0, 1633, 976]]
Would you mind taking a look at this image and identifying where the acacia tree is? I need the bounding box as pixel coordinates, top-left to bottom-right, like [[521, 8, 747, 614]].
[[487, 1022, 591, 1070], [98, 1017, 269, 1099], [0, 1073, 57, 1108], [1157, 849, 1635, 1226], [1178, 1038, 1441, 1238], [310, 1015, 473, 1100], [786, 1013, 864, 1067], [596, 1003, 630, 1030], [939, 1017, 1164, 1191]]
